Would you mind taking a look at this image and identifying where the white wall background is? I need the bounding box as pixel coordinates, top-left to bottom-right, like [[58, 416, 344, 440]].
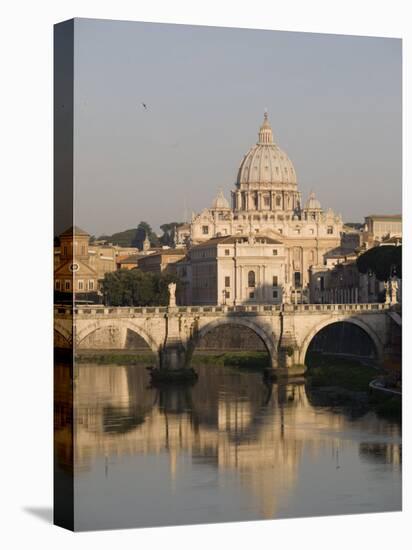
[[0, 0, 410, 548]]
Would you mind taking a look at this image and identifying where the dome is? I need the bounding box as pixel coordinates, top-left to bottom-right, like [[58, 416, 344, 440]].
[[212, 189, 230, 209], [305, 192, 322, 210], [236, 113, 297, 186]]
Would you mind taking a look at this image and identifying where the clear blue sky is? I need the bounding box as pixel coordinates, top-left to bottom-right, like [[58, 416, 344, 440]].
[[73, 18, 401, 237]]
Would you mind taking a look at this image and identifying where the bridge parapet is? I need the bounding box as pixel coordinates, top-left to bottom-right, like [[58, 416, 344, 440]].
[[54, 301, 394, 378], [284, 303, 390, 314], [55, 302, 390, 319]]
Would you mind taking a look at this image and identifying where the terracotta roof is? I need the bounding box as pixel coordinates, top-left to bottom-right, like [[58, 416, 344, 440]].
[[117, 254, 143, 264], [138, 248, 186, 260]]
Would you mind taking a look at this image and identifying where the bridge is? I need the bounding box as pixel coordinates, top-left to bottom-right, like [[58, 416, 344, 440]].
[[54, 302, 397, 377]]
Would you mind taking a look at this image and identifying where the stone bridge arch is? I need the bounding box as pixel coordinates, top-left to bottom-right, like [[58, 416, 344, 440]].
[[76, 318, 161, 357], [54, 322, 72, 348], [298, 315, 384, 365], [185, 316, 277, 368]]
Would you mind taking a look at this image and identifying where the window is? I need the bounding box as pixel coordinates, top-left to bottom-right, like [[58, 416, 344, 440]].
[[327, 226, 333, 234], [249, 291, 255, 299], [272, 249, 278, 256], [276, 196, 281, 207], [273, 290, 278, 298], [225, 249, 230, 256], [294, 272, 301, 288], [226, 291, 230, 299], [248, 270, 256, 287], [55, 280, 61, 290], [78, 280, 84, 291], [65, 280, 71, 291], [225, 276, 230, 287], [202, 225, 209, 235], [264, 196, 270, 206], [89, 280, 94, 290], [273, 275, 278, 286]]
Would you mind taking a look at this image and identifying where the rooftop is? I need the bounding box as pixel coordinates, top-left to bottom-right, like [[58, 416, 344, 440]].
[[191, 234, 283, 249]]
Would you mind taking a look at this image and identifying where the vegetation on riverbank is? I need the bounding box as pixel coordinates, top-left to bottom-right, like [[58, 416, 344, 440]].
[[305, 353, 401, 420], [75, 350, 270, 369], [191, 351, 270, 370], [75, 352, 156, 365], [305, 356, 379, 392]]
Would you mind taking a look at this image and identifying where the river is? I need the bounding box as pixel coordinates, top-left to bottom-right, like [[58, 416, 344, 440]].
[[54, 362, 401, 531]]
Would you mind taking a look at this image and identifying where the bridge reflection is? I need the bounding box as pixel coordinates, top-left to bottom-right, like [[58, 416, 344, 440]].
[[54, 363, 401, 520]]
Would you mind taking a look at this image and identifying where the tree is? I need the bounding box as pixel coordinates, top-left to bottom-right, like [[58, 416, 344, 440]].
[[132, 221, 160, 249], [159, 222, 183, 247], [356, 245, 402, 282], [102, 269, 181, 306]]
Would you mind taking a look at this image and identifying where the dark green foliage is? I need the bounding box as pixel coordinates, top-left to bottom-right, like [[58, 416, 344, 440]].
[[98, 228, 138, 247], [356, 245, 402, 282], [159, 222, 183, 247], [102, 269, 181, 306], [191, 351, 270, 370], [133, 222, 160, 249], [97, 222, 160, 248], [306, 358, 378, 391], [76, 352, 156, 365], [97, 221, 183, 249]]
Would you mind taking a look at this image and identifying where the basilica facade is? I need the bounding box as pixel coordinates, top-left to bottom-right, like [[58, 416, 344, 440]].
[[176, 113, 343, 301]]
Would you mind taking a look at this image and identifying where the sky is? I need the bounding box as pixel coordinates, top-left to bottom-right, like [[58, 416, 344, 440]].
[[73, 18, 402, 237]]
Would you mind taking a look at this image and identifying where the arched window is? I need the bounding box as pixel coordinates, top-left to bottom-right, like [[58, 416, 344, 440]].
[[248, 270, 256, 287], [276, 196, 281, 207]]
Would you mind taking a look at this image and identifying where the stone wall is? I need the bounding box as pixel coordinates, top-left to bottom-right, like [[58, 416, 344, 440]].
[[78, 327, 152, 350], [195, 324, 266, 351]]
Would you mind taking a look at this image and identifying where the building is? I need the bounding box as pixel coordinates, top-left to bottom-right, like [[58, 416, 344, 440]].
[[176, 113, 343, 294], [178, 234, 286, 305], [310, 240, 402, 305], [54, 226, 99, 298], [54, 226, 139, 299], [137, 248, 186, 275], [363, 214, 402, 245]]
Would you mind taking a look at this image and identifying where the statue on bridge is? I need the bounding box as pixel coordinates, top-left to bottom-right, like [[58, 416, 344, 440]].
[[168, 282, 177, 307], [385, 277, 399, 305], [282, 283, 292, 304]]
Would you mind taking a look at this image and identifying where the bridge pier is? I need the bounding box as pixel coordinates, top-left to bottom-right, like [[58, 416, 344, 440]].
[[266, 309, 307, 380], [152, 311, 198, 383]]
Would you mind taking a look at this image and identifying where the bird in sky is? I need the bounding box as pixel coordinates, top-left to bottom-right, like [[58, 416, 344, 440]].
[[141, 102, 148, 110]]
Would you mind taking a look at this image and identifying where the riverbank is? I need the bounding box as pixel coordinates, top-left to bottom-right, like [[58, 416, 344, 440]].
[[305, 354, 401, 420], [191, 351, 270, 369], [75, 350, 271, 369], [76, 351, 156, 365]]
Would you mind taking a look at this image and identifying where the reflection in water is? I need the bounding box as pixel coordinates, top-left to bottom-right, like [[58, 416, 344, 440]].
[[54, 363, 401, 530]]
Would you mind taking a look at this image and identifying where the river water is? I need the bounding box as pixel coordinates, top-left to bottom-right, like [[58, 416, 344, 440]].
[[55, 363, 401, 530]]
